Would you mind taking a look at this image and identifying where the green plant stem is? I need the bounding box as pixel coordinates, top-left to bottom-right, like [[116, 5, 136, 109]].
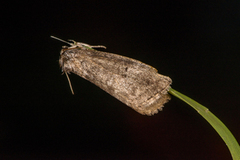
[[168, 88, 240, 160]]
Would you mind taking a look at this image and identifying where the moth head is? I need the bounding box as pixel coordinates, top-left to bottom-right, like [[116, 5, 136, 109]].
[[51, 35, 107, 95]]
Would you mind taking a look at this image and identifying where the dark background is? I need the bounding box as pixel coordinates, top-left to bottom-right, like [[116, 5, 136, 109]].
[[1, 1, 240, 159]]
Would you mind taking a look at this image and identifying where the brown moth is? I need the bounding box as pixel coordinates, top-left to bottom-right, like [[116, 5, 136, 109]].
[[51, 36, 172, 116]]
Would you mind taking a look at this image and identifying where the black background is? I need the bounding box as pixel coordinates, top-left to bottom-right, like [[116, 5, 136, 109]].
[[1, 1, 240, 159]]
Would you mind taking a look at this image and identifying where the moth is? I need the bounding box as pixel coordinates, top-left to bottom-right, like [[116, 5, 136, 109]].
[[51, 36, 172, 116]]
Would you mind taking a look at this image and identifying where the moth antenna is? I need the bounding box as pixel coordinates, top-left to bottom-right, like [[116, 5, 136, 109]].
[[65, 72, 74, 95], [50, 36, 72, 45]]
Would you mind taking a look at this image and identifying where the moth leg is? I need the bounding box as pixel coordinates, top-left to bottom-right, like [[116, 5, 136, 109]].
[[79, 42, 107, 49], [64, 72, 74, 95], [68, 39, 77, 44], [89, 45, 107, 49]]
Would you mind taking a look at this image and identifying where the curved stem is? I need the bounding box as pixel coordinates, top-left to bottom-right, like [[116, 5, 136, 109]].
[[168, 88, 240, 160]]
